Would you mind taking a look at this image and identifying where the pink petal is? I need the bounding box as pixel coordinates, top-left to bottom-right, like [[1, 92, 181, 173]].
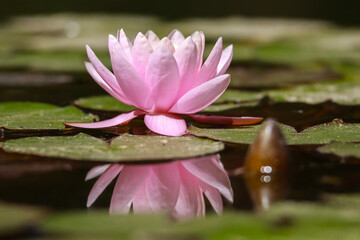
[[131, 32, 154, 78], [132, 183, 152, 213], [156, 37, 175, 53], [192, 37, 223, 88], [85, 62, 132, 105], [217, 45, 233, 76], [87, 164, 123, 207], [174, 37, 198, 97], [145, 46, 180, 111], [109, 35, 154, 110], [117, 29, 133, 61], [174, 163, 201, 219], [65, 110, 144, 129], [189, 114, 263, 125], [85, 164, 111, 181], [145, 162, 180, 212], [169, 74, 230, 114], [191, 31, 205, 73], [182, 155, 233, 202], [145, 30, 160, 49], [198, 180, 223, 214], [168, 29, 185, 47], [144, 114, 187, 136], [110, 166, 151, 214], [86, 45, 125, 96]]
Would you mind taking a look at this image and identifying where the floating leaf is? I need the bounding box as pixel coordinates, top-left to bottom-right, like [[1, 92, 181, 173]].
[[42, 194, 360, 240], [0, 202, 43, 236], [188, 123, 295, 145], [188, 120, 360, 145], [216, 89, 264, 105], [266, 80, 360, 105], [201, 103, 244, 112], [317, 142, 360, 159], [0, 102, 96, 130], [74, 96, 136, 112], [1, 133, 224, 162], [289, 120, 360, 145], [229, 66, 340, 89]]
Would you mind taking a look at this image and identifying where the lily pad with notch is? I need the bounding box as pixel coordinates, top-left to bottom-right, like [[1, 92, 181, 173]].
[[188, 119, 360, 145]]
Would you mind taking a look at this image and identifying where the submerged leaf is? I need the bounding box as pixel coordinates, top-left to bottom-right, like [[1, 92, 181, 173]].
[[0, 102, 96, 130], [1, 133, 224, 162]]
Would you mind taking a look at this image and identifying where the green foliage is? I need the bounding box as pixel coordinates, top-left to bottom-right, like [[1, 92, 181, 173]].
[[189, 120, 360, 145], [0, 202, 44, 236], [38, 194, 360, 239], [0, 102, 96, 129], [74, 96, 136, 112], [317, 142, 360, 158]]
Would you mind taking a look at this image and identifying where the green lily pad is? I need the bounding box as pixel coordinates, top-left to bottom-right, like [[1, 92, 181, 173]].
[[188, 120, 360, 145], [188, 123, 295, 145], [74, 95, 136, 112], [0, 102, 96, 130], [215, 89, 264, 105], [42, 194, 360, 240], [317, 142, 360, 159], [44, 211, 167, 239], [201, 103, 244, 112], [0, 202, 44, 236], [229, 66, 340, 89], [266, 80, 360, 105], [1, 133, 224, 162]]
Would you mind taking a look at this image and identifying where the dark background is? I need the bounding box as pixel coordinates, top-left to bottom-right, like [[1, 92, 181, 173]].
[[1, 0, 359, 25]]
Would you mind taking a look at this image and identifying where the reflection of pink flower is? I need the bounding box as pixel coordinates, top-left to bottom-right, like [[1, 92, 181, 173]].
[[66, 29, 262, 136], [86, 155, 233, 219]]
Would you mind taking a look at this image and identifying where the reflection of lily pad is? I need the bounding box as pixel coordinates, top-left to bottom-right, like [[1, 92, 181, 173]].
[[188, 120, 360, 145], [1, 133, 224, 162], [0, 102, 96, 130], [0, 202, 43, 236], [317, 142, 360, 159]]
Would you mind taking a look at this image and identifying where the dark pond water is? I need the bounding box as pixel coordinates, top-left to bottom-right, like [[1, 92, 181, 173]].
[[1, 69, 360, 221]]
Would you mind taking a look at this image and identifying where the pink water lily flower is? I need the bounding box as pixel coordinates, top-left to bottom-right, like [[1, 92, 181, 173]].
[[66, 29, 262, 136], [86, 155, 233, 219]]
